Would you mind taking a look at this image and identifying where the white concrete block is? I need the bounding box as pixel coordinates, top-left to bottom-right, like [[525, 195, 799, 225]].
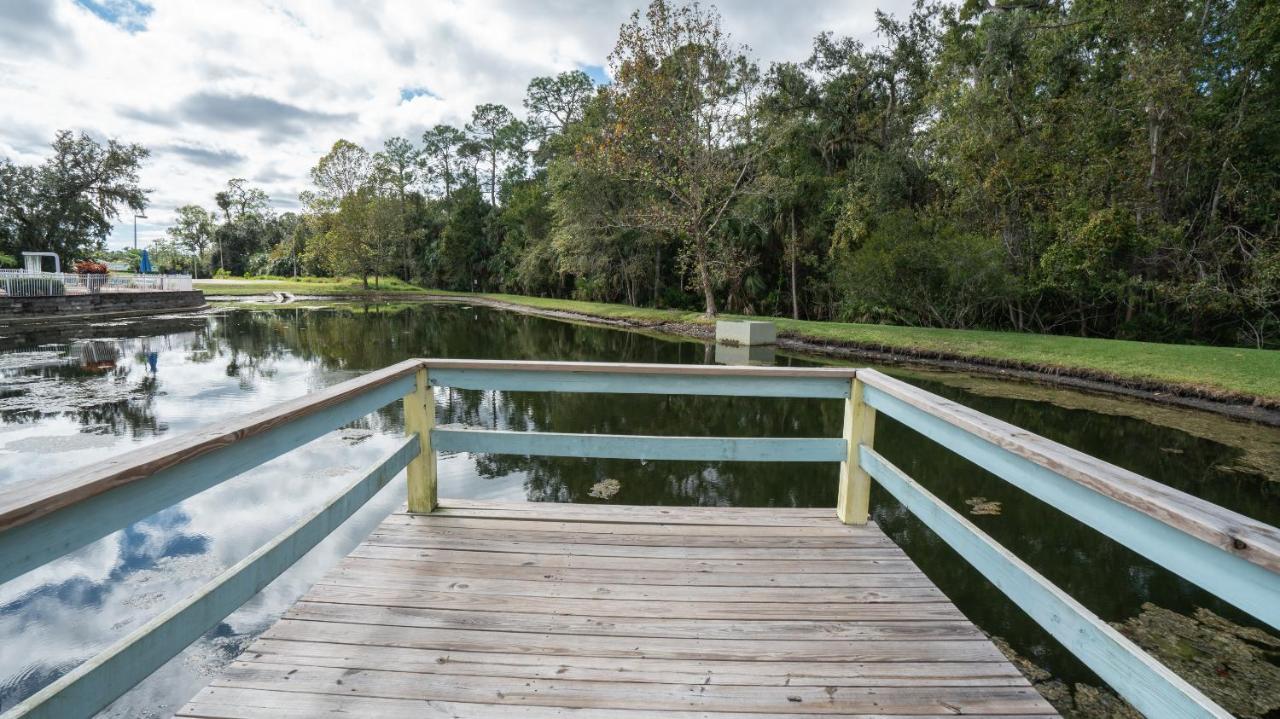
[[715, 320, 777, 346]]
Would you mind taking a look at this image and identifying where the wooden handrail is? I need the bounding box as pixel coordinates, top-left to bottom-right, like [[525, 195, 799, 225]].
[[857, 368, 1280, 575], [0, 358, 425, 535], [420, 358, 860, 377]]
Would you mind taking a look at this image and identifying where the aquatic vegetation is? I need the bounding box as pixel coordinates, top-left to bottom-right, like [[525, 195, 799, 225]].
[[588, 478, 622, 499]]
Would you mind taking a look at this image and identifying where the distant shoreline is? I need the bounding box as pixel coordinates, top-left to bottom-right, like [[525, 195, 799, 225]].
[[197, 279, 1280, 426]]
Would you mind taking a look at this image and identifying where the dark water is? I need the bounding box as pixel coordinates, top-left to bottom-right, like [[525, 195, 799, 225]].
[[1, 302, 1277, 715]]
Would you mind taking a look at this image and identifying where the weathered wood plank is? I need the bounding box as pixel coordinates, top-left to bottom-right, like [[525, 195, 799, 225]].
[[380, 513, 883, 537], [258, 620, 1007, 662], [5, 437, 419, 719], [306, 584, 965, 621], [286, 602, 984, 640], [180, 685, 1055, 719], [431, 500, 835, 525], [429, 368, 853, 398], [438, 498, 835, 517], [0, 358, 422, 534], [320, 565, 948, 603], [205, 662, 1055, 714], [858, 367, 1280, 577], [420, 358, 859, 378], [360, 533, 909, 560], [240, 639, 1028, 686], [182, 499, 1055, 718], [347, 544, 919, 573], [334, 554, 936, 587], [861, 446, 1226, 719], [432, 428, 847, 462], [0, 361, 419, 586], [367, 525, 895, 548]]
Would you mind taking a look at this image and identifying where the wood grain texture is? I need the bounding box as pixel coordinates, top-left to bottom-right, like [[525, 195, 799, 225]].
[[837, 378, 875, 525], [403, 368, 437, 512], [858, 367, 1280, 575], [431, 428, 847, 462], [180, 500, 1056, 718], [0, 358, 424, 535], [420, 358, 860, 378], [861, 446, 1228, 718]]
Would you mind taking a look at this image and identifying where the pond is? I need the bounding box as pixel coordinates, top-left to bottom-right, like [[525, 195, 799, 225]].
[[1, 302, 1278, 716]]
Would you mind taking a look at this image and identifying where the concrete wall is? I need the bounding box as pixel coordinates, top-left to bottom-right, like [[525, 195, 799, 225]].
[[0, 291, 206, 323]]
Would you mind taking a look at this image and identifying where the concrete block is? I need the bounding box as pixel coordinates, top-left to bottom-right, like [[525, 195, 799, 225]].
[[715, 320, 776, 346]]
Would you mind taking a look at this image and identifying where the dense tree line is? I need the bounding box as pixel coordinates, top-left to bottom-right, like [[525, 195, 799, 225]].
[[5, 0, 1276, 348], [281, 0, 1277, 347]]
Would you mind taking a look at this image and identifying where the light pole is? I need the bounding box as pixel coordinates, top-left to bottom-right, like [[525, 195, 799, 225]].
[[133, 211, 147, 250]]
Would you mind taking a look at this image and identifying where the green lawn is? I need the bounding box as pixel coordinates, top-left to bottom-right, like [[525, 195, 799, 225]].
[[195, 278, 1280, 403], [195, 277, 426, 296]]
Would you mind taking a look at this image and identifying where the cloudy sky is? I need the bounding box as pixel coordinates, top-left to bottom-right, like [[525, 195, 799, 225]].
[[0, 0, 913, 250]]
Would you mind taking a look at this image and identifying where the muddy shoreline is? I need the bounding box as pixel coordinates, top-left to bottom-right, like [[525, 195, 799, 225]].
[[209, 292, 1280, 427]]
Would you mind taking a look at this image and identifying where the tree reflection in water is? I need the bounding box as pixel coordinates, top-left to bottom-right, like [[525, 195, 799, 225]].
[[0, 302, 1276, 715]]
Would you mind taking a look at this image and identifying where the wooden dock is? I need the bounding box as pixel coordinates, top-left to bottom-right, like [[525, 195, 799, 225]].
[[178, 499, 1057, 718], [9, 359, 1272, 718]]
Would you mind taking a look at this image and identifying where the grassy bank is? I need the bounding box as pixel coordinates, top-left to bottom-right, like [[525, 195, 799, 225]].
[[195, 276, 426, 296], [195, 278, 1280, 404]]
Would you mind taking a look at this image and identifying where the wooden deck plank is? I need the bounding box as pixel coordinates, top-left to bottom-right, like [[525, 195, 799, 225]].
[[180, 500, 1057, 717], [195, 662, 1056, 715], [180, 685, 1056, 719], [285, 602, 987, 640], [347, 544, 919, 573], [334, 554, 939, 587], [361, 534, 910, 559], [303, 584, 968, 621]]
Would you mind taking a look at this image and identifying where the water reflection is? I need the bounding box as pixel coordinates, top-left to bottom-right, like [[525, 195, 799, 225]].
[[0, 303, 1276, 716]]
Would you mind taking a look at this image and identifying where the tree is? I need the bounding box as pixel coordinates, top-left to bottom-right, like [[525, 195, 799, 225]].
[[420, 125, 466, 200], [595, 0, 764, 315], [525, 70, 596, 136], [373, 137, 421, 278], [310, 139, 371, 204], [167, 205, 215, 278], [0, 130, 149, 264], [465, 103, 523, 206], [211, 178, 274, 275]]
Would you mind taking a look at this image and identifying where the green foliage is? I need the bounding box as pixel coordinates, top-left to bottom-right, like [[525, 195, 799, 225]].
[[0, 130, 149, 265], [170, 0, 1278, 348]]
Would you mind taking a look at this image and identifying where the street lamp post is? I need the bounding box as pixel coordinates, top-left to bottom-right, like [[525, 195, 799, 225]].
[[133, 211, 147, 250]]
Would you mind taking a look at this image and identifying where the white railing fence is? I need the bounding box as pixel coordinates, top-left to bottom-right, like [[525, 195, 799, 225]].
[[0, 271, 193, 296]]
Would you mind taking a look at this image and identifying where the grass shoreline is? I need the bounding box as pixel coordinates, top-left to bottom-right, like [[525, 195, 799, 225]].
[[195, 278, 1280, 412]]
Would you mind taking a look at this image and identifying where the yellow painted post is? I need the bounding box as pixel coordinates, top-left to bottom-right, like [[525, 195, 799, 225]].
[[837, 377, 876, 524], [404, 368, 437, 513]]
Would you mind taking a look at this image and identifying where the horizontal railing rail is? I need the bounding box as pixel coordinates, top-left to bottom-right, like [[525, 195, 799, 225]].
[[0, 358, 1275, 719]]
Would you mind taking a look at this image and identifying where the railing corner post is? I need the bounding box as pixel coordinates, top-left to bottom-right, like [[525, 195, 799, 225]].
[[404, 366, 437, 513], [837, 376, 875, 525]]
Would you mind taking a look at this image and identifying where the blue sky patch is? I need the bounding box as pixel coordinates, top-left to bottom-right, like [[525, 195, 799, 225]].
[[579, 64, 610, 85], [74, 0, 153, 33], [399, 86, 441, 103]]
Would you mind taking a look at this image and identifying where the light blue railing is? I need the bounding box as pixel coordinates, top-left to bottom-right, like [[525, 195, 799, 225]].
[[0, 359, 1275, 719]]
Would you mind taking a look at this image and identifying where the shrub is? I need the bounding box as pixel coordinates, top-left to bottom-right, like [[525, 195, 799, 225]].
[[74, 260, 109, 274]]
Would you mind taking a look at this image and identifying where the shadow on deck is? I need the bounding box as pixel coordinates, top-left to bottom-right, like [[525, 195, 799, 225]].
[[178, 500, 1056, 718]]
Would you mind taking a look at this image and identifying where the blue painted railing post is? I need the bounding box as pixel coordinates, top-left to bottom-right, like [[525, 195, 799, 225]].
[[837, 376, 875, 524], [404, 367, 437, 513]]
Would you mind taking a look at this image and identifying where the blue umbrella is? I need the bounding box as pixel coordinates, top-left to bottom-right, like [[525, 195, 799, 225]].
[[139, 249, 152, 273]]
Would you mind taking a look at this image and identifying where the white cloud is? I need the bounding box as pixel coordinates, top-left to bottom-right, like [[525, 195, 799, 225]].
[[0, 0, 916, 250]]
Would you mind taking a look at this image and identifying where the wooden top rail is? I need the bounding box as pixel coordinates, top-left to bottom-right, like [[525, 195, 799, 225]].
[[0, 360, 853, 542], [419, 359, 860, 378], [857, 368, 1280, 575], [0, 358, 425, 536]]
